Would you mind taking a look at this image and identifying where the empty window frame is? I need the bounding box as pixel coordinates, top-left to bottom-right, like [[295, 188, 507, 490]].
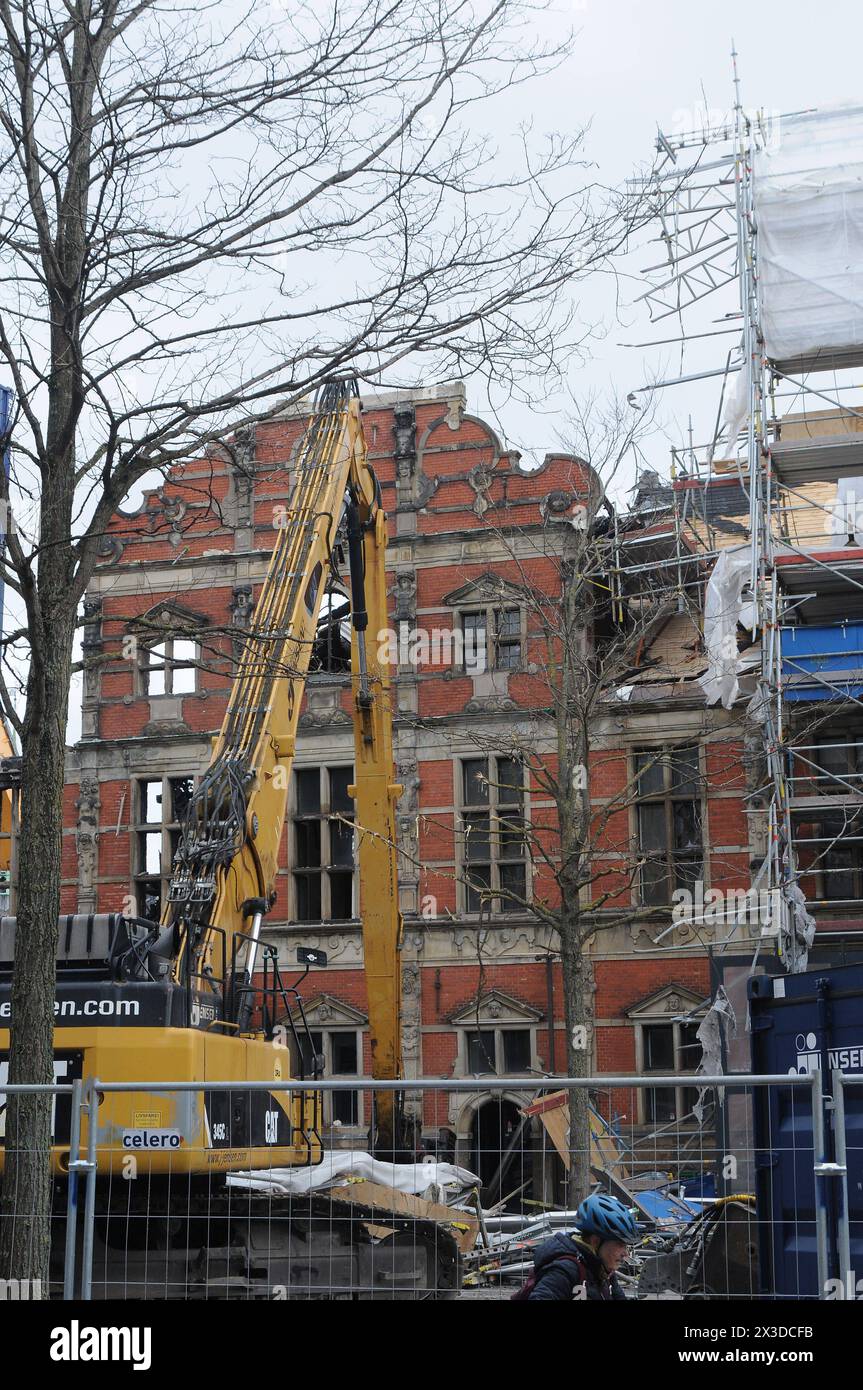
[[300, 1028, 362, 1126], [461, 756, 527, 914], [460, 607, 522, 674], [792, 806, 863, 902], [134, 775, 196, 922], [293, 766, 355, 922], [140, 637, 198, 697], [639, 1019, 701, 1126], [635, 747, 703, 906], [464, 1026, 533, 1076]]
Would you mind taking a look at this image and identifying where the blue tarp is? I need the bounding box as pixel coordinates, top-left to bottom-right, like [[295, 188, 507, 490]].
[[782, 623, 863, 701]]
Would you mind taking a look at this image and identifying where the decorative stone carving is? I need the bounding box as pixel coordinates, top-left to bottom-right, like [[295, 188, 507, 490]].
[[400, 961, 422, 1072], [397, 814, 418, 871], [542, 489, 575, 517], [442, 572, 523, 607], [464, 692, 517, 714], [449, 994, 542, 1056], [451, 926, 538, 958], [320, 932, 363, 963], [415, 470, 440, 507], [81, 598, 102, 648], [298, 686, 351, 727], [230, 427, 257, 533], [97, 534, 125, 563], [391, 572, 417, 625], [75, 778, 100, 906], [393, 405, 417, 480], [146, 490, 188, 546], [230, 585, 253, 627], [291, 991, 368, 1026], [467, 463, 495, 518], [396, 759, 419, 814], [81, 598, 103, 705], [229, 584, 254, 660], [143, 715, 189, 738], [445, 394, 463, 431]]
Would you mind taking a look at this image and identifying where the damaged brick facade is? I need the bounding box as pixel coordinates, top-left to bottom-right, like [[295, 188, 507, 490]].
[[58, 382, 756, 1161]]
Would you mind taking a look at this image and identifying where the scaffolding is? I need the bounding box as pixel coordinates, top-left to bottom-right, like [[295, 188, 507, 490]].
[[628, 67, 863, 971]]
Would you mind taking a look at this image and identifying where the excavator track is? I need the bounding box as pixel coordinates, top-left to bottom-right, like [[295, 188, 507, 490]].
[[52, 1183, 462, 1300]]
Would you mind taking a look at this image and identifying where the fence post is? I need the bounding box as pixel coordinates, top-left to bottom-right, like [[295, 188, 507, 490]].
[[80, 1078, 100, 1301], [811, 1068, 830, 1297], [62, 1077, 83, 1299], [811, 1066, 848, 1298], [831, 1071, 852, 1296]]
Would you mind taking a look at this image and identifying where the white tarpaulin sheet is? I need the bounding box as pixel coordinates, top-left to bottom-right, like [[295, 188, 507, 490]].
[[755, 106, 863, 364], [226, 1151, 480, 1199], [700, 546, 754, 708]]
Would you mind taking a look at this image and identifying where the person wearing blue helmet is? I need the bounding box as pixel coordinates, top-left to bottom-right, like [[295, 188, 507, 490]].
[[521, 1193, 638, 1301]]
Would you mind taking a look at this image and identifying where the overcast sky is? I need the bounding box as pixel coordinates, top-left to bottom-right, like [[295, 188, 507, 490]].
[[34, 0, 863, 741], [478, 0, 863, 478]]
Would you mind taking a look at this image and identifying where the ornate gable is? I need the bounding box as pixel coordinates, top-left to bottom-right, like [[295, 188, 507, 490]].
[[127, 600, 208, 636], [449, 988, 543, 1026], [290, 993, 368, 1028], [441, 572, 525, 608], [626, 984, 707, 1022]]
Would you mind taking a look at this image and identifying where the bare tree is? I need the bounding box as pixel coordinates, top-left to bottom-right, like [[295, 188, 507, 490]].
[[448, 395, 747, 1204], [0, 0, 656, 1281]]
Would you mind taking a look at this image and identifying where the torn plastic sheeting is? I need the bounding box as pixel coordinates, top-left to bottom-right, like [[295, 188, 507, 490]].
[[694, 987, 736, 1124], [700, 547, 754, 708], [226, 1151, 480, 1198], [781, 881, 816, 973], [718, 362, 749, 449], [835, 476, 863, 544], [755, 106, 863, 364]]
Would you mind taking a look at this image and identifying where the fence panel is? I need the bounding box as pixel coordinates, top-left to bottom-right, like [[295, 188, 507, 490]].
[[0, 1078, 78, 1300], [32, 1071, 843, 1301], [2, 1071, 853, 1300]]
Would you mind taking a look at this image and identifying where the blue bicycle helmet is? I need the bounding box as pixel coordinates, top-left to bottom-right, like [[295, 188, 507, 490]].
[[576, 1193, 638, 1244]]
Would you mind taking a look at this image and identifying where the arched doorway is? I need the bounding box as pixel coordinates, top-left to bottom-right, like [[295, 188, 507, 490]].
[[470, 1098, 532, 1209]]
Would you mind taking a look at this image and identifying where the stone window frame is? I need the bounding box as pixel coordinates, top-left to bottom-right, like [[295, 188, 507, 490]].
[[631, 743, 705, 908], [789, 725, 863, 902], [451, 991, 544, 1078], [457, 603, 524, 674], [133, 773, 196, 923], [628, 986, 705, 1128], [138, 633, 199, 698], [291, 763, 357, 924], [457, 754, 529, 916], [290, 994, 367, 1130], [305, 1026, 364, 1128], [459, 1025, 537, 1077]]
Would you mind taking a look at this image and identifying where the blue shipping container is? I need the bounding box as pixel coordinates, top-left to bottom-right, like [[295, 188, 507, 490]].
[[749, 964, 863, 1297]]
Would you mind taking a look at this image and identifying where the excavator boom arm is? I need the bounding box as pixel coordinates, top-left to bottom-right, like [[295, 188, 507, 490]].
[[165, 378, 404, 1148]]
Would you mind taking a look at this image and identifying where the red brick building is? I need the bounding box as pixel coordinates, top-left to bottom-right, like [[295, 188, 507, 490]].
[[57, 382, 754, 1175]]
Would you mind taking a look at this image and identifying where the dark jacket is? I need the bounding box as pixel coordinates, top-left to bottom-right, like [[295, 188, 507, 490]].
[[526, 1232, 627, 1301]]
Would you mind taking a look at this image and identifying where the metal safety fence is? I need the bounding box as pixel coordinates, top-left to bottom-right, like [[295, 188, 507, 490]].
[[0, 1071, 857, 1300]]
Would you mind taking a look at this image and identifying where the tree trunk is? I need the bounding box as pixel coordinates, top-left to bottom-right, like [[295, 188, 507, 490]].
[[559, 904, 592, 1210], [0, 431, 77, 1282]]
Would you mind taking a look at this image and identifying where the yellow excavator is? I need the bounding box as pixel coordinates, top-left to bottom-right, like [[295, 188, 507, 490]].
[[0, 378, 458, 1297]]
